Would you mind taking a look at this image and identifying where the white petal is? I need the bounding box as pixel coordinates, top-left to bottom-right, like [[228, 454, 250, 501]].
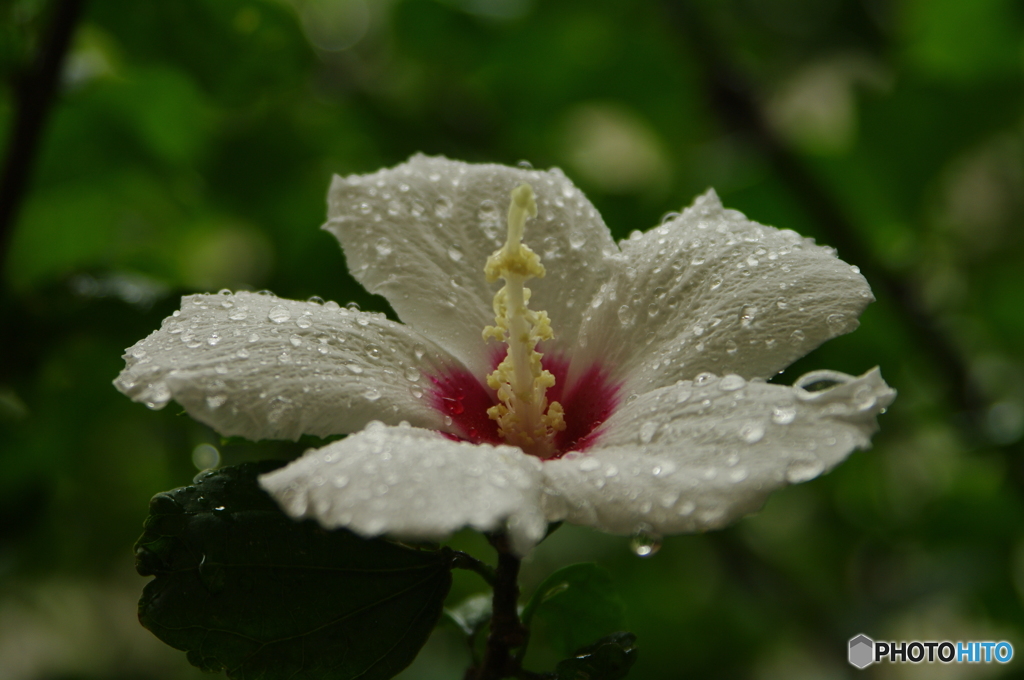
[[541, 368, 894, 536], [325, 154, 618, 375], [259, 422, 548, 555], [575, 189, 873, 391], [114, 291, 460, 440]]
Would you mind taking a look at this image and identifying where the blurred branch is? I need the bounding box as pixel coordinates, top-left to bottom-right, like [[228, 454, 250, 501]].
[[663, 2, 985, 419], [0, 0, 86, 279]]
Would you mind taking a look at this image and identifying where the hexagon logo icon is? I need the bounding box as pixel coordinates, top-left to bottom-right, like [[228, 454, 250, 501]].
[[849, 634, 874, 669]]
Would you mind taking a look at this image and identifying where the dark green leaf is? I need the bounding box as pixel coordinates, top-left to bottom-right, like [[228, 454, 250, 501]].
[[135, 461, 453, 680], [555, 632, 638, 680], [522, 563, 626, 658]]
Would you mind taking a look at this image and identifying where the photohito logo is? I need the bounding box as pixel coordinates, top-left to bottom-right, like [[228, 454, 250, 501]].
[[848, 634, 1014, 669]]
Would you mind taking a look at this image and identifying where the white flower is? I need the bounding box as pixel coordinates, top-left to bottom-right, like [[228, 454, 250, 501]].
[[115, 154, 894, 555]]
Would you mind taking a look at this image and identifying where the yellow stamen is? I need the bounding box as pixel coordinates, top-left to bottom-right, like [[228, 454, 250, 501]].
[[482, 184, 565, 458]]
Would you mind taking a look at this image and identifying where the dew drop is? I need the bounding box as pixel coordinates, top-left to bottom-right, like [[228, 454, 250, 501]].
[[206, 394, 227, 410], [739, 421, 765, 444], [144, 383, 171, 410], [719, 374, 745, 391], [296, 313, 313, 329], [617, 304, 635, 326], [639, 421, 658, 444], [826, 313, 846, 331], [447, 245, 463, 262], [786, 459, 825, 483], [630, 525, 662, 558], [268, 306, 290, 324], [289, 334, 302, 347], [789, 329, 805, 345], [228, 308, 249, 321], [740, 306, 757, 328], [771, 406, 796, 424]]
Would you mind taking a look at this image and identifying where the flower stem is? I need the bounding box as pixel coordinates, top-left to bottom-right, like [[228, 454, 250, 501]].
[[474, 532, 528, 680]]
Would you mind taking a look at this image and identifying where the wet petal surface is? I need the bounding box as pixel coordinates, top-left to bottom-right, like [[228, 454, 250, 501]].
[[576, 190, 873, 391], [259, 421, 548, 554], [115, 291, 461, 440], [325, 154, 618, 376], [541, 369, 895, 535]]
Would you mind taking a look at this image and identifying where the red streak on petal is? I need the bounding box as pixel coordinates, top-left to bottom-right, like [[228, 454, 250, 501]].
[[544, 355, 621, 455], [428, 369, 503, 444], [426, 353, 621, 457]]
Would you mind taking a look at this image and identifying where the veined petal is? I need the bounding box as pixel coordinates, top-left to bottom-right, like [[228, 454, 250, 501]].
[[259, 422, 548, 555], [325, 154, 618, 376], [540, 368, 894, 535], [575, 190, 873, 391], [114, 291, 460, 441]]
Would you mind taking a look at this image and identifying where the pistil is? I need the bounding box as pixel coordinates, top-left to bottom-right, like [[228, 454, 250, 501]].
[[482, 184, 565, 458]]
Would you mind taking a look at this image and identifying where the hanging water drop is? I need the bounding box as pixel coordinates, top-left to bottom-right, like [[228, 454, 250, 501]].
[[630, 525, 662, 557]]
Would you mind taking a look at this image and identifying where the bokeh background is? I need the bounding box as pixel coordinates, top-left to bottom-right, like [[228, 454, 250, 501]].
[[2, 0, 1024, 678]]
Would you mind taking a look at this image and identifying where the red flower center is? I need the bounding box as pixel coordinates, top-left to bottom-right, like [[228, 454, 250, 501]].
[[428, 354, 621, 458]]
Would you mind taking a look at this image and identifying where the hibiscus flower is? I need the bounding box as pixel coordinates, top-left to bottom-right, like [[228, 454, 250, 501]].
[[115, 154, 894, 555]]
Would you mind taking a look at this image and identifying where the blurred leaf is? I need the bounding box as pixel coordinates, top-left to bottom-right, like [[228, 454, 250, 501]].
[[135, 461, 453, 680], [554, 632, 638, 680], [442, 592, 492, 638], [522, 562, 626, 658]]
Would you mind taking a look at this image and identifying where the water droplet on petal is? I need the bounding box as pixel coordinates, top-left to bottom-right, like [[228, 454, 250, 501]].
[[268, 306, 290, 323], [289, 334, 302, 347], [772, 406, 797, 424], [617, 305, 635, 326], [739, 421, 765, 444], [144, 383, 171, 410], [639, 421, 658, 444], [786, 459, 825, 483], [228, 308, 248, 321], [206, 394, 227, 409], [826, 313, 846, 331], [719, 374, 745, 391]]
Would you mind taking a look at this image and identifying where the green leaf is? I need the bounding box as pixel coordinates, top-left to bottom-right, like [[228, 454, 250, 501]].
[[555, 633, 638, 680], [522, 563, 626, 658], [135, 461, 453, 680]]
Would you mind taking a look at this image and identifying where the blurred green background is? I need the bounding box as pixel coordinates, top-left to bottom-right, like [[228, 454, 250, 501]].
[[2, 0, 1024, 678]]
